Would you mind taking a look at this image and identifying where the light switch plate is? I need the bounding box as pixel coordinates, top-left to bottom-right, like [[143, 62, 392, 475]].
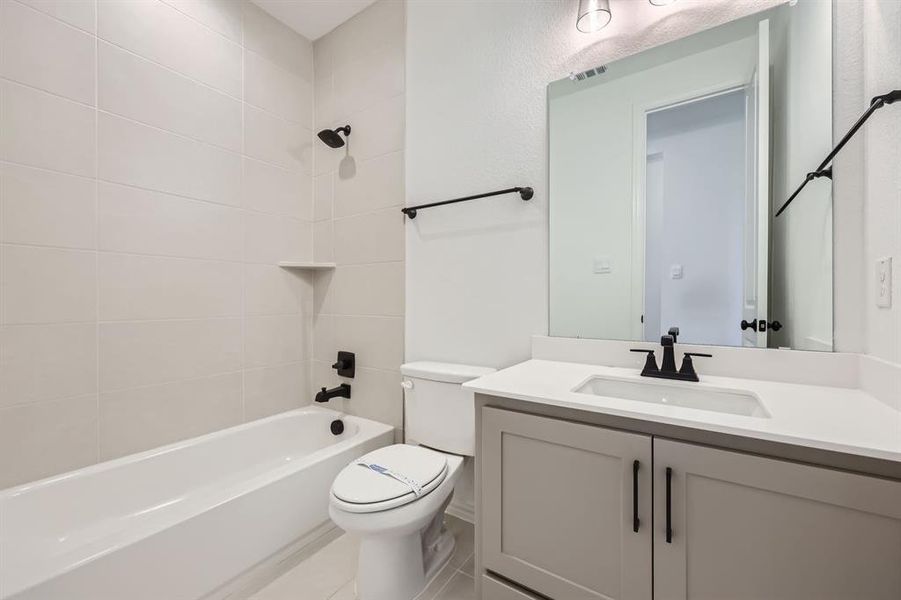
[[876, 256, 892, 308], [593, 256, 613, 274]]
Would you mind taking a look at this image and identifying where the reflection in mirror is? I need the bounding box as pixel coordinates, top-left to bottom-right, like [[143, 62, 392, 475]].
[[549, 2, 833, 351]]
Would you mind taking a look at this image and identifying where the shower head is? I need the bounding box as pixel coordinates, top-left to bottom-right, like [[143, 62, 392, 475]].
[[317, 125, 351, 148]]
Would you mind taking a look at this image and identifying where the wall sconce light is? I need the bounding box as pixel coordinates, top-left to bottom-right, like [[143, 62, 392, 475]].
[[576, 0, 612, 33], [577, 0, 675, 33]]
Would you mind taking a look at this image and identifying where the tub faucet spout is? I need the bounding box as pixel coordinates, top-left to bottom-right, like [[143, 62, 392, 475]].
[[316, 383, 351, 403]]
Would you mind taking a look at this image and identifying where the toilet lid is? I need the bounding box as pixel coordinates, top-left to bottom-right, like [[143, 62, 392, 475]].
[[331, 445, 448, 512]]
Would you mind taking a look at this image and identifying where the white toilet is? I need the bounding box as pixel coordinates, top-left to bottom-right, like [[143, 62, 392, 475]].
[[328, 362, 495, 600]]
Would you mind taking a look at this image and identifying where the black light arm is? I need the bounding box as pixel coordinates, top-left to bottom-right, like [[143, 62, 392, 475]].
[[401, 186, 533, 219], [775, 89, 901, 217]]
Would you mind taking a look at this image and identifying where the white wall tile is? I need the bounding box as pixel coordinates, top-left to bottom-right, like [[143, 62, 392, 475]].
[[98, 254, 242, 321], [0, 323, 97, 408], [332, 45, 404, 120], [312, 314, 335, 363], [0, 0, 318, 486], [99, 318, 242, 391], [244, 264, 309, 316], [0, 163, 96, 249], [333, 208, 404, 265], [98, 0, 242, 97], [98, 42, 242, 152], [245, 314, 309, 368], [0, 81, 96, 177], [16, 0, 96, 33], [99, 371, 243, 459], [245, 105, 311, 173], [243, 2, 313, 80], [343, 366, 402, 430], [245, 50, 312, 126], [98, 112, 242, 206], [0, 394, 97, 489], [333, 315, 403, 371], [244, 362, 309, 421], [242, 158, 311, 219], [333, 151, 404, 217], [313, 174, 333, 221], [312, 220, 334, 263], [350, 95, 404, 161], [316, 0, 404, 78], [0, 245, 97, 324], [244, 211, 311, 264], [317, 262, 404, 317], [98, 182, 243, 261], [313, 72, 335, 131], [0, 0, 96, 104], [161, 0, 242, 42]]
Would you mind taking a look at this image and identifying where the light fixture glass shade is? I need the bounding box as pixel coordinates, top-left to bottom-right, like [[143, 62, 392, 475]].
[[577, 0, 612, 33], [649, 0, 677, 5]]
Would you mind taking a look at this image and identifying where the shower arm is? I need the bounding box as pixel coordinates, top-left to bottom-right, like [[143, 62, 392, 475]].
[[775, 89, 900, 218]]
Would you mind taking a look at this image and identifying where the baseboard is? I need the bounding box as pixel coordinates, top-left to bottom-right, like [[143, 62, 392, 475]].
[[202, 520, 341, 600], [446, 500, 475, 524]]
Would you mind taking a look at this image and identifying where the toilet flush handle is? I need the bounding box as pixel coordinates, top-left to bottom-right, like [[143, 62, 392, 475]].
[[400, 380, 414, 390]]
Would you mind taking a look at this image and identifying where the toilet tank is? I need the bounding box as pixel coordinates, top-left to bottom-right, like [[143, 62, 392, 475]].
[[400, 362, 496, 456]]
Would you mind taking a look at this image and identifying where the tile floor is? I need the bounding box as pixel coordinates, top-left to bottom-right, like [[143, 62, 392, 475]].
[[251, 516, 475, 600]]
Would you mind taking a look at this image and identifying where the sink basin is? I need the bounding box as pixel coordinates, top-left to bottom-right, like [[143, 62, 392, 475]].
[[574, 376, 769, 418]]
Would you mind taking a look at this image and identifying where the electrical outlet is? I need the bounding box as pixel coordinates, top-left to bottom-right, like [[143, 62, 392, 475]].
[[876, 256, 892, 308]]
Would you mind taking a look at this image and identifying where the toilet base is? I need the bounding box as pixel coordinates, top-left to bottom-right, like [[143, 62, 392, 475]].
[[355, 498, 456, 600]]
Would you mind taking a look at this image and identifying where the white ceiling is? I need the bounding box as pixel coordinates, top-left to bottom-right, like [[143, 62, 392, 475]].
[[251, 0, 379, 41]]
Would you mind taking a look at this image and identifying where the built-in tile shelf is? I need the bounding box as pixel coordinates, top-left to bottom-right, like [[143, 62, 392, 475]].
[[277, 261, 336, 270]]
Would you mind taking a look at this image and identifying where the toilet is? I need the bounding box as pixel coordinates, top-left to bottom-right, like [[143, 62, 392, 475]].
[[328, 362, 495, 600]]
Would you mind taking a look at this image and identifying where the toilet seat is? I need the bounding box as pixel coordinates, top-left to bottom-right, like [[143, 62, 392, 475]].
[[331, 445, 449, 514]]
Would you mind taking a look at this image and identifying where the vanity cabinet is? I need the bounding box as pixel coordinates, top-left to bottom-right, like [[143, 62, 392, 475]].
[[481, 407, 653, 600], [479, 407, 901, 600], [654, 438, 901, 600]]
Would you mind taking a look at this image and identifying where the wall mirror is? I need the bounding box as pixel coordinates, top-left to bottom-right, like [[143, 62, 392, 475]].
[[549, 3, 833, 351]]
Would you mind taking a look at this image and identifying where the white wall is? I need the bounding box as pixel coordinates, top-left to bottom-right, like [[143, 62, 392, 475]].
[[645, 91, 747, 346], [831, 0, 900, 363], [406, 0, 784, 369], [0, 0, 315, 489], [311, 0, 406, 437], [861, 0, 901, 364]]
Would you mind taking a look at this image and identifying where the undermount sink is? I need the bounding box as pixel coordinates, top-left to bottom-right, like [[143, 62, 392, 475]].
[[574, 376, 770, 418]]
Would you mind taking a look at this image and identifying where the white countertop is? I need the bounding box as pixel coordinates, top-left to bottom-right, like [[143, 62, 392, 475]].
[[464, 359, 901, 464]]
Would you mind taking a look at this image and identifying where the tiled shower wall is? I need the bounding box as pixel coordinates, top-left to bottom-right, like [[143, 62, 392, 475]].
[[310, 0, 406, 438], [0, 0, 316, 489]]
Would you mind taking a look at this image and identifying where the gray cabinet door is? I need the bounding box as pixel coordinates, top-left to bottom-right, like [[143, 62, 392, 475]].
[[654, 438, 901, 600], [481, 407, 652, 600]]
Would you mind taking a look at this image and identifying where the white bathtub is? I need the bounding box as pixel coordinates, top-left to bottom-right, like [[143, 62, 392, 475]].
[[0, 406, 393, 600]]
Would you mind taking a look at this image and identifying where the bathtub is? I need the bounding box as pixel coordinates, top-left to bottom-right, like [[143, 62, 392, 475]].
[[0, 406, 393, 600]]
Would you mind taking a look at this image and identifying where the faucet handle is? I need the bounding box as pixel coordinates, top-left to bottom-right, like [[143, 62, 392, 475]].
[[660, 335, 674, 347], [667, 327, 680, 343], [678, 352, 712, 382], [631, 349, 659, 375]]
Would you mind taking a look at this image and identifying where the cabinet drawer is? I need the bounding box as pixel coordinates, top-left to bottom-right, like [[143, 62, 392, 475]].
[[483, 574, 544, 600]]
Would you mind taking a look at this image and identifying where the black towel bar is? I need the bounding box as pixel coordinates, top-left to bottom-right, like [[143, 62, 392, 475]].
[[401, 186, 533, 219]]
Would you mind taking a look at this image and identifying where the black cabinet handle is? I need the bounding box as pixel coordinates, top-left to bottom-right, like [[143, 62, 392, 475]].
[[740, 319, 758, 331], [665, 467, 673, 543], [632, 460, 640, 533]]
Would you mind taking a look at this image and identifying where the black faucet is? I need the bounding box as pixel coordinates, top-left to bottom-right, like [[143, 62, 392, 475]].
[[315, 383, 351, 403], [630, 330, 711, 382]]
